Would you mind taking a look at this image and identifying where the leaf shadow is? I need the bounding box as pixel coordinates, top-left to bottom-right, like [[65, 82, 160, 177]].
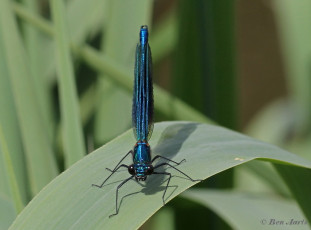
[[102, 123, 199, 215], [143, 122, 199, 196]]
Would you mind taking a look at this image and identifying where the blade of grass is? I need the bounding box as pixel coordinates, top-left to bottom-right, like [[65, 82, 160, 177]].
[[51, 0, 86, 167], [12, 2, 54, 36], [182, 189, 309, 230], [0, 124, 24, 213], [149, 12, 177, 64], [245, 99, 295, 145], [21, 0, 55, 142], [0, 143, 10, 199], [0, 24, 28, 203], [174, 0, 237, 128], [0, 0, 58, 195], [235, 161, 290, 197], [80, 85, 97, 125], [45, 0, 110, 80], [275, 164, 311, 223], [147, 208, 175, 230], [273, 0, 311, 133], [47, 0, 108, 81], [8, 121, 311, 229], [94, 0, 153, 144], [0, 195, 16, 230], [67, 0, 109, 44], [54, 85, 97, 158], [13, 0, 108, 85]]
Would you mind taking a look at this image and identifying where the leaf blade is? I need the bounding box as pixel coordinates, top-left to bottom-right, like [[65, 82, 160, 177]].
[[182, 189, 309, 230], [51, 0, 86, 167], [0, 124, 24, 213], [0, 0, 58, 195], [9, 122, 311, 229]]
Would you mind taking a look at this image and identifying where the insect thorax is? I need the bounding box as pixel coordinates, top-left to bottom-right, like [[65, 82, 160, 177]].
[[133, 141, 151, 164]]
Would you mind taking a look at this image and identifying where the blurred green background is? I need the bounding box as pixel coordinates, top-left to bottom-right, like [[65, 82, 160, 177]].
[[0, 0, 311, 229]]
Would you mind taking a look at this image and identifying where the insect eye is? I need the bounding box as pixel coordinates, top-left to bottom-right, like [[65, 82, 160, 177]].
[[128, 165, 135, 175], [146, 166, 153, 175]]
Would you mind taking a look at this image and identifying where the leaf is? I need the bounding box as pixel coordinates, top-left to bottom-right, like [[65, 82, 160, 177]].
[[9, 122, 311, 229], [274, 164, 311, 224], [51, 0, 86, 167], [273, 0, 311, 132], [0, 124, 24, 213], [245, 99, 295, 145], [0, 22, 28, 203], [0, 195, 16, 230], [146, 207, 175, 230], [173, 0, 237, 128], [67, 0, 108, 44], [182, 189, 309, 230], [0, 0, 58, 195], [150, 12, 177, 64], [21, 0, 55, 143], [235, 161, 290, 197], [29, 0, 110, 82]]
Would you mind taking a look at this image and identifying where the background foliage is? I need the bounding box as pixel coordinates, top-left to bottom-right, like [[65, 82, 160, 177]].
[[0, 0, 311, 229]]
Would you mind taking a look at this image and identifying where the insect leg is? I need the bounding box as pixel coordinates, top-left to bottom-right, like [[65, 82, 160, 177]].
[[152, 171, 171, 205], [151, 155, 186, 165], [109, 175, 134, 218], [154, 163, 201, 182], [92, 164, 129, 188], [92, 150, 132, 188], [105, 150, 133, 172]]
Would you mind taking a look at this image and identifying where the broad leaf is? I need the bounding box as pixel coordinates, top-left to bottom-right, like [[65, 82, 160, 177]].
[[0, 0, 58, 195], [9, 122, 311, 229], [0, 195, 15, 230], [51, 0, 86, 167], [182, 189, 309, 230]]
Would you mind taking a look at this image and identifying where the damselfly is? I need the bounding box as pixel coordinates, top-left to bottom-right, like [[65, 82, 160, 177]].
[[92, 25, 201, 217]]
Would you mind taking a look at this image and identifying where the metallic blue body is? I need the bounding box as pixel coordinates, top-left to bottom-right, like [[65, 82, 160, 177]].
[[132, 25, 154, 143], [93, 26, 200, 217], [133, 142, 151, 163], [131, 25, 154, 180], [133, 142, 151, 178]]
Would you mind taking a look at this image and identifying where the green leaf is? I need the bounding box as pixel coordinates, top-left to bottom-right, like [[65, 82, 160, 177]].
[[51, 0, 86, 167], [67, 0, 108, 44], [245, 99, 294, 145], [182, 189, 309, 230], [274, 164, 311, 224], [21, 0, 55, 143], [9, 122, 311, 229], [146, 207, 175, 230], [0, 0, 58, 195], [0, 22, 28, 203], [174, 0, 237, 129], [0, 124, 24, 213], [150, 13, 177, 63], [0, 195, 16, 230], [273, 0, 311, 132], [13, 0, 109, 85], [235, 161, 290, 197]]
